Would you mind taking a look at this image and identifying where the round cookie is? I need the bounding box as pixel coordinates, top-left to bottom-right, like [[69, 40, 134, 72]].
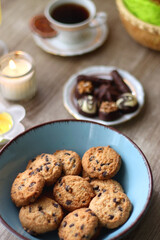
[[19, 196, 63, 235], [53, 175, 95, 212], [82, 146, 121, 180], [58, 208, 99, 240], [26, 153, 62, 186], [89, 191, 132, 229], [90, 179, 124, 195], [11, 169, 45, 207], [53, 150, 82, 176]]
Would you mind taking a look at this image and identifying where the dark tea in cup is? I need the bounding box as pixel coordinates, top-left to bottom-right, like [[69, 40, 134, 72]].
[[45, 0, 107, 44], [51, 3, 90, 24]]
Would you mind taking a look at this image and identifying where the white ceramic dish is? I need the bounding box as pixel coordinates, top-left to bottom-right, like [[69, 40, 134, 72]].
[[0, 103, 25, 145], [31, 23, 108, 56], [63, 66, 145, 126]]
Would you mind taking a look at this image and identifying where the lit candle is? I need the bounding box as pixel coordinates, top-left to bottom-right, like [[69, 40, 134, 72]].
[[0, 51, 36, 101], [2, 59, 32, 77]]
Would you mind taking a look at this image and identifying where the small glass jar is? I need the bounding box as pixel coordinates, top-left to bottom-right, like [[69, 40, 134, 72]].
[[0, 51, 36, 101]]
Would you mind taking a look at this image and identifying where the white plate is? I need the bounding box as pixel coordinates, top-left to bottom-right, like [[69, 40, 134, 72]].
[[63, 66, 145, 126], [0, 103, 25, 146], [31, 23, 108, 56]]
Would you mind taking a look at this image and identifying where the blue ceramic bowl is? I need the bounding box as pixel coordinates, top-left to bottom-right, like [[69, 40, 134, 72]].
[[0, 120, 153, 240]]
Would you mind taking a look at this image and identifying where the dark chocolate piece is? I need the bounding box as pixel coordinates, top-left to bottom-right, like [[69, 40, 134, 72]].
[[116, 93, 139, 114], [99, 101, 121, 121], [94, 84, 120, 102], [94, 84, 111, 101], [111, 70, 131, 94]]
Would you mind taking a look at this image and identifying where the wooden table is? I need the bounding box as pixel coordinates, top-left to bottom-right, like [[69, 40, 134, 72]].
[[0, 0, 160, 239]]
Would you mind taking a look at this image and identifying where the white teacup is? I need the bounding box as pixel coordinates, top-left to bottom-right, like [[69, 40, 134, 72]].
[[45, 0, 107, 44]]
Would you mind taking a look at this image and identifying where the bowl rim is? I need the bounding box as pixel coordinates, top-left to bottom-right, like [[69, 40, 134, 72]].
[[116, 0, 160, 34], [0, 119, 153, 240]]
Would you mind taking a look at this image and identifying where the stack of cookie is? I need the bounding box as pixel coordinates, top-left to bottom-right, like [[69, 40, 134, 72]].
[[10, 146, 132, 240]]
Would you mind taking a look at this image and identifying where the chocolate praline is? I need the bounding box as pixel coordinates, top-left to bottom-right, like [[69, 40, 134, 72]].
[[116, 93, 139, 114], [75, 80, 93, 99], [99, 101, 121, 121], [77, 95, 98, 117]]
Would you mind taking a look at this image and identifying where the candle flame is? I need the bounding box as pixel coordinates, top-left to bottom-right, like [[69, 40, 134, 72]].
[[9, 60, 16, 70]]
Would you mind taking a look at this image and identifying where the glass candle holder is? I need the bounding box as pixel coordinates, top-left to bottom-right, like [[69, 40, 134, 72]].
[[0, 51, 36, 101]]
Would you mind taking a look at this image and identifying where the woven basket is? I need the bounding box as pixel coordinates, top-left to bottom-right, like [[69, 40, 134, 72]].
[[116, 0, 160, 51]]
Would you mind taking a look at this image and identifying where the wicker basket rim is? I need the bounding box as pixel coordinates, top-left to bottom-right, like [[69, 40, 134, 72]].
[[116, 0, 160, 34]]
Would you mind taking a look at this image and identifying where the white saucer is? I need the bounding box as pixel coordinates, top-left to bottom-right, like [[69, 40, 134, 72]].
[[63, 66, 145, 126], [32, 23, 108, 56]]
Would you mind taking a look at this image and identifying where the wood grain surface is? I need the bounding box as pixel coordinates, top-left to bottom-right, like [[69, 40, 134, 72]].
[[0, 0, 160, 239]]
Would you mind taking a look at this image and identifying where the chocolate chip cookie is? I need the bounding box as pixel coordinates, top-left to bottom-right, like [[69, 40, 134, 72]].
[[58, 208, 99, 240], [53, 150, 81, 176], [11, 169, 45, 207], [27, 153, 62, 186], [53, 175, 95, 212], [89, 191, 132, 229], [19, 196, 63, 235], [90, 179, 124, 195], [82, 146, 121, 180]]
